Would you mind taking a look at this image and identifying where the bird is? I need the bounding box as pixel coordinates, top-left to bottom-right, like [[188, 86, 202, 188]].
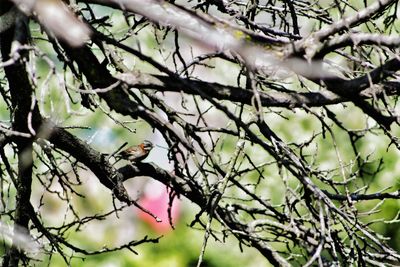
[[117, 140, 154, 162]]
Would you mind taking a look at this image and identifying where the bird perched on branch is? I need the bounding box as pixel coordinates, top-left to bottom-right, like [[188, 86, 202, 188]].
[[118, 140, 154, 162]]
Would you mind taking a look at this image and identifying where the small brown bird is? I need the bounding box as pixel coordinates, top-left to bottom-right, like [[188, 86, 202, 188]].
[[118, 140, 154, 162]]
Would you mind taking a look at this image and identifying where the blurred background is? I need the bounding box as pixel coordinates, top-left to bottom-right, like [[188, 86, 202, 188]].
[[1, 1, 400, 266]]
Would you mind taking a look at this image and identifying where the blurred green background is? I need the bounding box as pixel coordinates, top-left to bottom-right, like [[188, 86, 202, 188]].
[[1, 2, 400, 266]]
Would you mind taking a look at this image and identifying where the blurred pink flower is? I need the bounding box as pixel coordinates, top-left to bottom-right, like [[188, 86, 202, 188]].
[[137, 181, 180, 233]]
